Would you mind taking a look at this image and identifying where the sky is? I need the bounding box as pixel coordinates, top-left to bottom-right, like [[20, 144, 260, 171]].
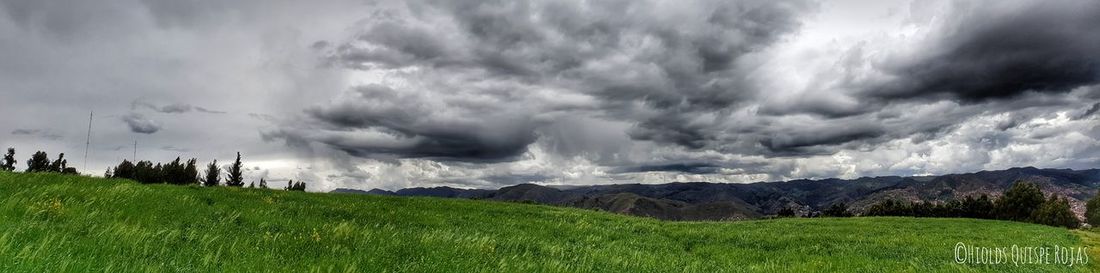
[[1, 0, 1098, 192]]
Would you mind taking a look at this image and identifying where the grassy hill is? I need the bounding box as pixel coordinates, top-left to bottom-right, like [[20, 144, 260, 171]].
[[0, 172, 1096, 272]]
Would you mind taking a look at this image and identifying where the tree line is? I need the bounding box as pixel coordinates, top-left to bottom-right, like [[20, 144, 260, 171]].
[[0, 148, 79, 175], [1, 147, 306, 191], [778, 181, 1082, 229]]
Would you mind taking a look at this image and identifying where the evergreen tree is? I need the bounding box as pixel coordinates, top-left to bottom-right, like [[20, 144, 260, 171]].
[[131, 161, 162, 184], [104, 167, 113, 178], [25, 151, 50, 172], [225, 152, 244, 187], [183, 159, 199, 185], [1031, 195, 1079, 228], [163, 157, 185, 184], [113, 160, 135, 180], [285, 180, 306, 191], [1, 148, 15, 171], [995, 181, 1045, 221], [258, 178, 268, 189], [202, 160, 220, 187], [1086, 189, 1100, 227]]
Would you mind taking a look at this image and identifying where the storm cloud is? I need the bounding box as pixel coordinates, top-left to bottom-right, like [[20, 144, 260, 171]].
[[2, 0, 1098, 191], [282, 0, 815, 160], [867, 0, 1100, 102]]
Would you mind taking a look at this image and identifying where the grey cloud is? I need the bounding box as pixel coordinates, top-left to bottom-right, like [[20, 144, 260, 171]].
[[868, 0, 1100, 102], [160, 146, 189, 152], [10, 129, 63, 140], [272, 84, 538, 161], [195, 107, 226, 114], [611, 163, 723, 175], [760, 123, 885, 155], [481, 174, 554, 185], [307, 0, 814, 159], [1076, 103, 1100, 120], [132, 99, 225, 114], [121, 113, 160, 134], [4, 0, 1098, 191]]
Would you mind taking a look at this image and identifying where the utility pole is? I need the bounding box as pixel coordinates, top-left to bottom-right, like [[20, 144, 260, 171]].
[[83, 111, 93, 173]]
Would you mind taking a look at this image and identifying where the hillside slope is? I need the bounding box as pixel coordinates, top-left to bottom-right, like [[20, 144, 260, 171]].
[[0, 172, 1095, 272], [347, 167, 1100, 220]]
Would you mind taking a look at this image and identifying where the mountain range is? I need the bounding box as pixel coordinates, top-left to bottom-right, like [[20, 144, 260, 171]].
[[331, 167, 1100, 221]]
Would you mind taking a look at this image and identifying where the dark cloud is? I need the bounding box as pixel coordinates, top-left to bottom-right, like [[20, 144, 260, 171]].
[[10, 129, 63, 140], [194, 107, 226, 114], [868, 0, 1100, 102], [132, 99, 225, 114], [3, 0, 1098, 190], [481, 174, 554, 185], [160, 146, 189, 152], [612, 163, 722, 175], [121, 113, 160, 134], [297, 0, 814, 160], [272, 84, 538, 161], [760, 124, 885, 155]]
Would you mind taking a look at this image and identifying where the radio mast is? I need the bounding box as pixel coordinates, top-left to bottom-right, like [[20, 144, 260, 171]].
[[83, 111, 93, 173]]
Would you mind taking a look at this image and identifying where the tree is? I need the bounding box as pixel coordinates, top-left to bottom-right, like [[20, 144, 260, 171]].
[[1031, 195, 1079, 228], [776, 207, 796, 218], [995, 181, 1045, 221], [113, 160, 135, 180], [48, 153, 66, 173], [225, 152, 244, 187], [285, 180, 306, 191], [258, 178, 268, 189], [131, 161, 162, 184], [202, 160, 220, 187], [961, 195, 995, 219], [25, 151, 50, 172], [183, 159, 199, 185], [1, 148, 15, 171], [1086, 189, 1100, 227], [863, 199, 908, 217], [163, 157, 185, 184], [823, 202, 852, 217], [104, 167, 114, 178]]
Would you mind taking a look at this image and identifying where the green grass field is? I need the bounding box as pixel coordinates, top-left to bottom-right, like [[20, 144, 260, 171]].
[[0, 172, 1095, 272]]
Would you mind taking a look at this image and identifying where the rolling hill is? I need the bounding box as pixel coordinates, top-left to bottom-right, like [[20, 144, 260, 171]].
[[0, 171, 1097, 272], [345, 167, 1100, 220]]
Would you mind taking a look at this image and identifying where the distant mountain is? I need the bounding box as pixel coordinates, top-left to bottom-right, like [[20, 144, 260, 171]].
[[332, 167, 1100, 221], [331, 188, 373, 194]]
